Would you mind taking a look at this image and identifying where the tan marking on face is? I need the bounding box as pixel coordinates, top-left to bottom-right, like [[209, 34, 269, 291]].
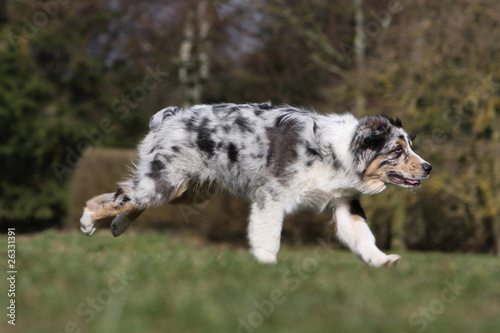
[[363, 138, 427, 188], [397, 139, 407, 150], [399, 153, 424, 178], [364, 155, 390, 181], [397, 139, 425, 179], [359, 157, 389, 194]]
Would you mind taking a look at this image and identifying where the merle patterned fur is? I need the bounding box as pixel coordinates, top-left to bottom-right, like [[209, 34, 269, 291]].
[[80, 102, 431, 267]]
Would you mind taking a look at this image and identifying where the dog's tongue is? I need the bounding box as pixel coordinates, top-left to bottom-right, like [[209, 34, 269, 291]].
[[406, 179, 420, 185]]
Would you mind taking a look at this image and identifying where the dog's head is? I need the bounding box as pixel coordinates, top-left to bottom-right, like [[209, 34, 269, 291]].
[[351, 115, 432, 194]]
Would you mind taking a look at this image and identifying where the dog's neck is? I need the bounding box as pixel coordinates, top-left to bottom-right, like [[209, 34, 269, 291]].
[[318, 113, 359, 173]]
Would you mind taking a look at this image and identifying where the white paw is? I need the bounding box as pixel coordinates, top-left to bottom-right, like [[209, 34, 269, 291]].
[[365, 254, 401, 267], [365, 253, 401, 268], [384, 254, 402, 267], [80, 208, 98, 236], [252, 248, 278, 264], [111, 213, 132, 237]]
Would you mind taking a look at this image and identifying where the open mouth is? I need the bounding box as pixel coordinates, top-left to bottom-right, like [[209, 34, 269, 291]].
[[387, 173, 421, 187]]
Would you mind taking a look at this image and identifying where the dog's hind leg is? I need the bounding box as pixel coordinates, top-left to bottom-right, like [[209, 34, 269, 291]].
[[110, 209, 145, 237], [333, 199, 401, 267], [247, 192, 286, 264], [80, 173, 192, 236], [108, 178, 192, 236], [80, 188, 146, 236]]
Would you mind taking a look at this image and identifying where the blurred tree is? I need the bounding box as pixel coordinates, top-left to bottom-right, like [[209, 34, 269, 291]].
[[1, 0, 499, 256], [178, 0, 212, 106], [353, 0, 366, 113], [358, 0, 500, 255], [0, 1, 118, 230], [252, 0, 392, 113], [0, 40, 81, 230]]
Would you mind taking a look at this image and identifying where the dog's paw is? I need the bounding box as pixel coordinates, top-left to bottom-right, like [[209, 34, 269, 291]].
[[80, 208, 99, 236], [111, 213, 132, 237], [252, 249, 278, 264], [383, 254, 402, 267], [365, 253, 401, 267]]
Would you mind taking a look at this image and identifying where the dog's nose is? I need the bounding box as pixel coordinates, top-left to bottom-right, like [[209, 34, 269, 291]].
[[422, 163, 432, 174]]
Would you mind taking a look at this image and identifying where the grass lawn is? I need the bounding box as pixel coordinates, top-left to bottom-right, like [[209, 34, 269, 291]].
[[1, 231, 499, 333]]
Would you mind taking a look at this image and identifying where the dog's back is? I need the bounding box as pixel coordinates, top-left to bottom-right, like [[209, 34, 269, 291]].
[[137, 103, 351, 202]]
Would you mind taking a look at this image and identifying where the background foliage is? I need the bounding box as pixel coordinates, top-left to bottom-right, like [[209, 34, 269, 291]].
[[1, 0, 499, 254]]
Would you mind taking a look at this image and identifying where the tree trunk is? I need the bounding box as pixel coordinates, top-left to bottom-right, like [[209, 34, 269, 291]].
[[178, 8, 194, 107], [178, 1, 211, 107], [353, 0, 366, 114], [0, 0, 7, 24], [493, 215, 500, 256], [391, 193, 407, 251]]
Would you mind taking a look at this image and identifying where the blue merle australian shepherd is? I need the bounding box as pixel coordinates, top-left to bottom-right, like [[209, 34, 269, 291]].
[[80, 102, 432, 267]]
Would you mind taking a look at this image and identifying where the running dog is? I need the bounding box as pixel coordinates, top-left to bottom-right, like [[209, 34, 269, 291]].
[[80, 102, 432, 267]]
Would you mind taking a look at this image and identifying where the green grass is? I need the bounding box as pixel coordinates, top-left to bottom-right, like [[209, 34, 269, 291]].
[[1, 231, 500, 333]]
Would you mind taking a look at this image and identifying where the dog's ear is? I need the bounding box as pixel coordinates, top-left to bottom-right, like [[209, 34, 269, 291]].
[[352, 115, 391, 151], [351, 115, 393, 173], [409, 133, 416, 142], [394, 117, 402, 127]]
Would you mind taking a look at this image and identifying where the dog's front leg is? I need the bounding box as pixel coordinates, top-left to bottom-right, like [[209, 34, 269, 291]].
[[247, 199, 285, 264], [334, 199, 401, 267]]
